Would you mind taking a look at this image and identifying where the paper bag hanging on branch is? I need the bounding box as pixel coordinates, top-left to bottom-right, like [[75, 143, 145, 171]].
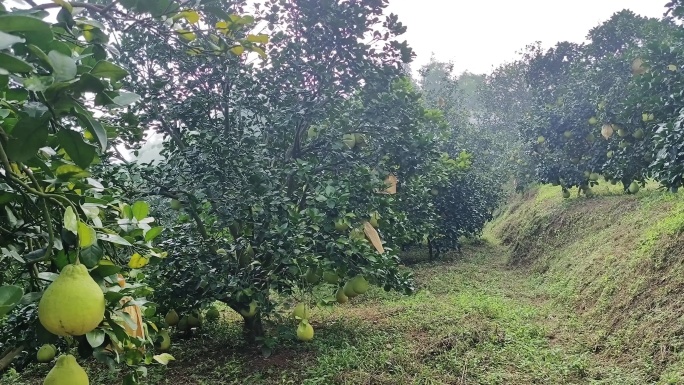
[[376, 173, 397, 195], [363, 221, 384, 254]]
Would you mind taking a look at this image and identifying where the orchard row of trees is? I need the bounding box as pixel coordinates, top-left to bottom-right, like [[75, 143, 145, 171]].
[[482, 2, 684, 195], [0, 0, 500, 383]]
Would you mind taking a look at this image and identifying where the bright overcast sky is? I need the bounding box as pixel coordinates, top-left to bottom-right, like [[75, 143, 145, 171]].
[[387, 0, 668, 76]]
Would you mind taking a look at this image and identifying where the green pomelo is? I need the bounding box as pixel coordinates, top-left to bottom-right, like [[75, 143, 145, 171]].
[[350, 275, 369, 294], [165, 309, 179, 326], [158, 330, 171, 352], [38, 264, 105, 336], [335, 288, 348, 304], [296, 320, 314, 342], [43, 355, 88, 385], [292, 303, 310, 320], [37, 344, 56, 363]]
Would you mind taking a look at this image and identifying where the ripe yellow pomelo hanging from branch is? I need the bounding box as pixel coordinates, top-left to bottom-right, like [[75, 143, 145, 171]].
[[43, 354, 88, 385], [38, 264, 105, 336]]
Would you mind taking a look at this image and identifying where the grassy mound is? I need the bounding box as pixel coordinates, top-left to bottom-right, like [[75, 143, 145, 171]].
[[490, 183, 684, 383]]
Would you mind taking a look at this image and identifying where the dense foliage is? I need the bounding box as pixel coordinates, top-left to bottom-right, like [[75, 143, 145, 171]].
[[494, 6, 684, 196]]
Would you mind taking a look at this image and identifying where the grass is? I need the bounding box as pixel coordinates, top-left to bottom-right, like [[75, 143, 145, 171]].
[[7, 181, 684, 384]]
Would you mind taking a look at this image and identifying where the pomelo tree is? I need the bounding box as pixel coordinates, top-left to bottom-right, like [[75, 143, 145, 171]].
[[106, 0, 459, 346], [0, 0, 257, 382]]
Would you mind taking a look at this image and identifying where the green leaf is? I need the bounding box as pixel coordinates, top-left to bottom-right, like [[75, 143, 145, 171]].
[[76, 73, 105, 93], [86, 329, 105, 347], [153, 353, 175, 365], [98, 233, 132, 246], [55, 164, 90, 180], [144, 226, 163, 242], [80, 244, 103, 268], [75, 110, 107, 150], [48, 50, 77, 82], [0, 31, 25, 50], [112, 91, 140, 106], [23, 76, 54, 92], [57, 129, 97, 168], [246, 34, 268, 44], [77, 221, 97, 248], [92, 264, 121, 278], [131, 201, 149, 221], [5, 117, 48, 162], [90, 60, 128, 82], [0, 52, 33, 73], [64, 206, 79, 234], [0, 15, 53, 46], [0, 286, 23, 317], [27, 44, 52, 70]]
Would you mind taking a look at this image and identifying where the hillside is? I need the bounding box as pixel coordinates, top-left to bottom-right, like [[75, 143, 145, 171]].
[[490, 183, 684, 383]]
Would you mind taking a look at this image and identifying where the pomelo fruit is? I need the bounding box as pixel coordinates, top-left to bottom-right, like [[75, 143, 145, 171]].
[[562, 190, 570, 199], [369, 212, 380, 228], [335, 288, 348, 304], [158, 330, 171, 352], [589, 173, 600, 181], [43, 354, 88, 385], [165, 309, 179, 326], [334, 220, 349, 232], [633, 129, 644, 139], [588, 116, 598, 125], [205, 307, 220, 321], [322, 270, 339, 284], [304, 267, 321, 284], [342, 134, 356, 149], [537, 136, 545, 144], [38, 264, 105, 336], [187, 313, 201, 328], [296, 320, 314, 342], [292, 303, 310, 320], [629, 181, 640, 194], [170, 199, 182, 210], [177, 316, 190, 331], [349, 276, 369, 294], [342, 281, 358, 298], [36, 344, 56, 363]]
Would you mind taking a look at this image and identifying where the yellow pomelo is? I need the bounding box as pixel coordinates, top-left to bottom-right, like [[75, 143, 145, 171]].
[[158, 330, 171, 352], [38, 264, 105, 336], [43, 354, 88, 385], [296, 320, 314, 342], [36, 344, 56, 363], [165, 309, 179, 326], [349, 276, 369, 294], [335, 288, 348, 304], [292, 303, 310, 320]]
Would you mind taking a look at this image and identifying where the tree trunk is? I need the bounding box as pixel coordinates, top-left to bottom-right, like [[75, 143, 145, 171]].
[[0, 345, 24, 372], [427, 237, 433, 261], [242, 313, 265, 344]]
